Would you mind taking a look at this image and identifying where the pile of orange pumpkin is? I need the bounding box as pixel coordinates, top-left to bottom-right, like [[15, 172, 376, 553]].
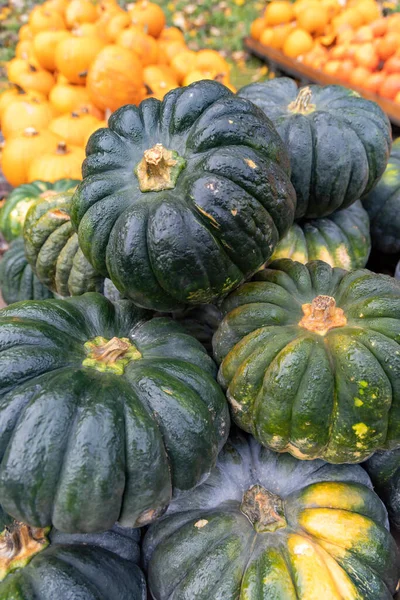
[[0, 0, 234, 187]]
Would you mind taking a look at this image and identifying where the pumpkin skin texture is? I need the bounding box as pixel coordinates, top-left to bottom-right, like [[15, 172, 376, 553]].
[[238, 78, 392, 219], [72, 81, 296, 311], [23, 192, 104, 297], [213, 258, 400, 463], [362, 137, 400, 254], [0, 238, 53, 305], [0, 293, 229, 532], [364, 449, 400, 531], [271, 200, 371, 270], [0, 179, 78, 243], [144, 433, 400, 600], [0, 517, 147, 599]]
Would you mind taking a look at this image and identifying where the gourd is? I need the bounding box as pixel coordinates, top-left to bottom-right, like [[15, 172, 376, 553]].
[[364, 449, 400, 531], [271, 200, 371, 270], [0, 178, 79, 242], [23, 191, 104, 297], [0, 238, 53, 305], [28, 141, 85, 182], [362, 137, 400, 254], [0, 293, 229, 532], [213, 258, 400, 463], [238, 78, 391, 219], [72, 80, 296, 311], [144, 433, 400, 600], [0, 511, 146, 599]]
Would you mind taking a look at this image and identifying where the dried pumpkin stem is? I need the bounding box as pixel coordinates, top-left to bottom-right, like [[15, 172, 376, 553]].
[[241, 485, 287, 533], [135, 143, 186, 192], [288, 87, 316, 115], [56, 142, 69, 155], [0, 522, 49, 582], [82, 336, 142, 375], [299, 295, 347, 335]]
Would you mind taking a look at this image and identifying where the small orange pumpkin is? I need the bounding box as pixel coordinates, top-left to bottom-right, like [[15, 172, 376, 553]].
[[7, 58, 31, 84], [380, 73, 400, 99], [19, 24, 34, 41], [250, 18, 265, 41], [65, 0, 98, 28], [55, 32, 106, 85], [49, 110, 103, 147], [170, 50, 198, 84], [296, 6, 329, 35], [28, 141, 85, 183], [0, 87, 45, 127], [283, 29, 314, 58], [1, 96, 54, 139], [349, 65, 372, 87], [87, 45, 146, 111], [33, 30, 70, 71], [364, 71, 386, 93], [16, 64, 55, 97], [195, 49, 230, 75], [375, 32, 400, 61], [158, 40, 187, 65], [106, 12, 132, 42], [29, 6, 66, 34], [2, 128, 61, 187], [264, 1, 294, 26], [42, 0, 69, 13], [117, 27, 159, 66], [354, 42, 379, 70], [49, 82, 91, 115], [15, 40, 35, 61], [158, 27, 185, 44], [129, 1, 166, 38], [143, 65, 178, 100], [384, 55, 400, 74]]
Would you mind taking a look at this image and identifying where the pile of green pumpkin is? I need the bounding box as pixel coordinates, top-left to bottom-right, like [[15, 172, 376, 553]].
[[1, 76, 400, 599]]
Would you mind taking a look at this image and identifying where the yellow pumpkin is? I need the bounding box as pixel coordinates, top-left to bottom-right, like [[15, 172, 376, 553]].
[[7, 58, 31, 84], [128, 1, 166, 38], [1, 128, 61, 187], [49, 110, 103, 147], [55, 32, 106, 85], [170, 50, 198, 84], [29, 6, 66, 34], [28, 141, 85, 182], [1, 96, 54, 139], [0, 87, 45, 127], [87, 45, 146, 111], [117, 27, 159, 66], [16, 64, 55, 97], [49, 82, 91, 115], [65, 0, 98, 28], [33, 30, 70, 71]]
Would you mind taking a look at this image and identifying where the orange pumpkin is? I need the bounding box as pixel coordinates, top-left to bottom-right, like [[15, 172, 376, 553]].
[[354, 42, 379, 70], [0, 87, 45, 127], [264, 1, 294, 26], [65, 0, 98, 28], [49, 83, 97, 116], [106, 12, 132, 42], [117, 27, 159, 66], [250, 18, 265, 41], [158, 40, 187, 65], [349, 65, 372, 87], [19, 24, 34, 41], [283, 29, 314, 58], [380, 73, 400, 99], [49, 110, 103, 147], [55, 32, 106, 85], [296, 6, 329, 35], [95, 3, 124, 42], [158, 27, 185, 44], [322, 59, 341, 76], [7, 58, 31, 84], [28, 141, 85, 182], [15, 40, 35, 61], [394, 90, 400, 103], [87, 45, 146, 111], [17, 64, 55, 97], [260, 28, 280, 49], [364, 71, 386, 93], [170, 50, 198, 84], [195, 49, 230, 75], [388, 14, 400, 33], [29, 6, 66, 34], [42, 0, 69, 13], [384, 55, 400, 74], [375, 32, 400, 60], [129, 1, 166, 38], [143, 65, 178, 100], [33, 30, 70, 71], [1, 128, 61, 187], [1, 96, 54, 139], [353, 25, 374, 43], [336, 58, 355, 82], [370, 18, 388, 38]]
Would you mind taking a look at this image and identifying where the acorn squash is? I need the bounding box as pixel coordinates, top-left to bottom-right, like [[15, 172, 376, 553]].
[[362, 137, 400, 254], [364, 448, 400, 531], [0, 179, 79, 243], [0, 293, 229, 532], [144, 433, 400, 600], [71, 80, 296, 311], [0, 238, 53, 305], [271, 200, 371, 270], [213, 259, 400, 463], [0, 509, 146, 599], [23, 191, 104, 297], [238, 78, 391, 219]]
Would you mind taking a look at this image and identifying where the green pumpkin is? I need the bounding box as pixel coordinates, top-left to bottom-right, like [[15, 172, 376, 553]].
[[364, 449, 400, 531], [271, 201, 371, 270], [0, 238, 53, 305], [0, 293, 229, 532], [71, 80, 296, 311], [144, 433, 400, 600], [213, 258, 400, 463], [0, 180, 79, 243], [238, 78, 391, 219], [362, 137, 400, 254], [24, 192, 104, 297], [0, 513, 146, 599]]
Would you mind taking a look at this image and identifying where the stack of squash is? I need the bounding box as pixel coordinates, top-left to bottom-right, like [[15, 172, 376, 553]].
[[1, 70, 400, 598], [0, 0, 234, 187]]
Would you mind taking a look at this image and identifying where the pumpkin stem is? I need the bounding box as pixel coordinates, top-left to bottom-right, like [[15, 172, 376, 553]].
[[288, 87, 316, 115], [82, 336, 142, 375], [0, 522, 49, 582], [24, 127, 39, 137], [56, 141, 69, 155], [241, 485, 287, 533], [135, 143, 186, 192], [299, 295, 347, 336]]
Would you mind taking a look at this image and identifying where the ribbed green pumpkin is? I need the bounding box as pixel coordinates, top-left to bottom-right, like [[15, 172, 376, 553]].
[[238, 78, 391, 219], [364, 449, 400, 531], [0, 180, 79, 243], [271, 201, 371, 270], [0, 293, 229, 532], [24, 192, 104, 297], [144, 433, 400, 600], [71, 80, 296, 311], [0, 510, 146, 599], [0, 238, 53, 305], [213, 259, 400, 463], [362, 138, 400, 254]]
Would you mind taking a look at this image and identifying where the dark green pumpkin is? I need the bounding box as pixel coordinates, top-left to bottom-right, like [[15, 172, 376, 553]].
[[0, 180, 79, 243], [213, 258, 400, 463], [0, 293, 229, 532], [238, 78, 391, 219], [362, 137, 400, 254], [0, 512, 146, 599], [24, 192, 104, 297], [144, 433, 400, 600], [271, 200, 371, 270], [0, 238, 53, 305], [71, 80, 296, 311], [364, 449, 400, 531]]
